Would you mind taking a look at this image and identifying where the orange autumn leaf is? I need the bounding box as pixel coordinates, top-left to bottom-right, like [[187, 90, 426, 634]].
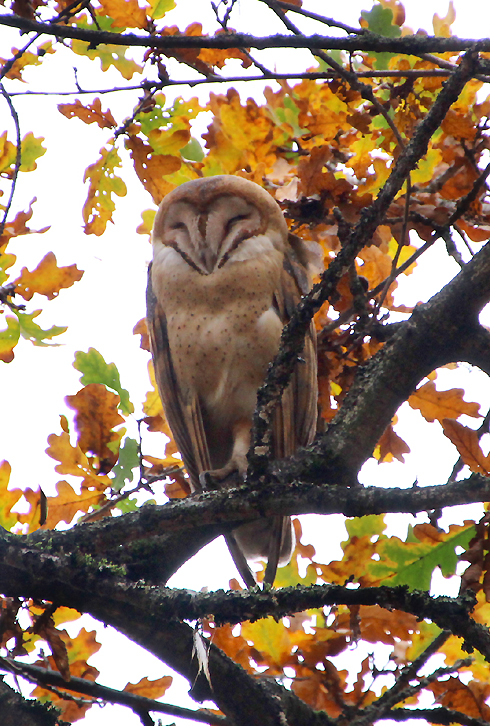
[[441, 109, 477, 141], [457, 218, 490, 242], [123, 675, 173, 699], [292, 662, 348, 717], [97, 0, 147, 28], [45, 428, 112, 495], [377, 424, 411, 463], [126, 136, 181, 204], [409, 380, 481, 423], [428, 677, 490, 720], [18, 481, 103, 530], [31, 629, 101, 721], [14, 252, 84, 301], [58, 98, 117, 129], [0, 199, 49, 249], [198, 45, 252, 70], [66, 384, 124, 472], [133, 317, 150, 351], [357, 246, 393, 290], [0, 460, 23, 530], [442, 420, 490, 475]]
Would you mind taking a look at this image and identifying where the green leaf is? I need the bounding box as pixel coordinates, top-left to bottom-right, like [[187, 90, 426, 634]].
[[180, 138, 204, 162], [344, 514, 386, 542], [361, 5, 401, 70], [147, 0, 176, 19], [368, 524, 475, 590], [17, 310, 66, 345], [20, 133, 46, 172], [115, 496, 139, 513], [111, 437, 139, 491], [73, 348, 134, 415], [71, 16, 142, 79], [272, 554, 318, 589], [361, 5, 401, 37], [0, 316, 20, 362]]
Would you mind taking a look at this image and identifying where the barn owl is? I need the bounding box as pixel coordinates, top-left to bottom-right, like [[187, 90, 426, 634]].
[[147, 175, 318, 587]]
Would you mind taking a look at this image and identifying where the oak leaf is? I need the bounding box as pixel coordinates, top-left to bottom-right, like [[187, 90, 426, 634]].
[[0, 460, 23, 530], [123, 675, 173, 698], [14, 252, 84, 301], [442, 419, 490, 474], [408, 380, 480, 423], [83, 146, 127, 235], [126, 136, 181, 204], [66, 384, 125, 472], [97, 0, 147, 28], [377, 423, 411, 463], [58, 98, 117, 129]]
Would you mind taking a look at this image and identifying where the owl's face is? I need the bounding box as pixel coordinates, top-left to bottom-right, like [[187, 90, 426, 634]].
[[152, 176, 289, 275]]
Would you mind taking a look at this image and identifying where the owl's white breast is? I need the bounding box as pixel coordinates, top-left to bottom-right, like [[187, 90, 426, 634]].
[[151, 241, 284, 427]]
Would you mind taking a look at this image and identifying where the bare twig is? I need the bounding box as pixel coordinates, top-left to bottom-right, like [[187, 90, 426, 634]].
[[0, 83, 22, 239]]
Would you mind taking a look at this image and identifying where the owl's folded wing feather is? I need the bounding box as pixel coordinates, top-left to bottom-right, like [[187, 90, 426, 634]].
[[146, 266, 210, 490]]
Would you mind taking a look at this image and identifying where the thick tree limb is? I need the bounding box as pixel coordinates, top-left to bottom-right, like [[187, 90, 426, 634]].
[[1, 526, 488, 725], [0, 677, 65, 726], [271, 232, 490, 486], [11, 474, 489, 588], [2, 14, 490, 54]]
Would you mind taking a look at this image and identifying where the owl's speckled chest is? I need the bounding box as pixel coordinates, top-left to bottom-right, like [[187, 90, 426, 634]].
[[151, 245, 284, 423]]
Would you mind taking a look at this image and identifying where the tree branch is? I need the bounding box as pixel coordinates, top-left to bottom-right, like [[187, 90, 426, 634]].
[[248, 49, 481, 481], [2, 14, 490, 54], [0, 657, 229, 726]]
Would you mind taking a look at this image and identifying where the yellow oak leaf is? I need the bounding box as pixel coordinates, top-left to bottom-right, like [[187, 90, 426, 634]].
[[14, 252, 84, 301], [0, 460, 23, 530]]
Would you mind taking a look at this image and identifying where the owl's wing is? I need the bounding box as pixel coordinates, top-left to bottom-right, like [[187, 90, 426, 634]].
[[272, 234, 319, 456], [260, 235, 318, 586], [146, 266, 210, 490]]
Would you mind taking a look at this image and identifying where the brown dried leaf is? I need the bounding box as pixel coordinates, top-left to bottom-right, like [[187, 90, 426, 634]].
[[377, 424, 411, 463], [442, 420, 490, 475], [58, 98, 117, 129]]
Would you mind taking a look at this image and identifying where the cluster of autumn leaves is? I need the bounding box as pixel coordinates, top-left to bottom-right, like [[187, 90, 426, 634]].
[[4, 0, 490, 721]]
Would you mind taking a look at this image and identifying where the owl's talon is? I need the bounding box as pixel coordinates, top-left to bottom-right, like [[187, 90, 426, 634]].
[[199, 471, 215, 491]]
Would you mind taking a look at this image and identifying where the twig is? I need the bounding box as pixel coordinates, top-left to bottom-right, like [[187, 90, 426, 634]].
[[0, 83, 22, 239], [6, 69, 461, 100], [0, 657, 229, 725], [276, 1, 365, 35]]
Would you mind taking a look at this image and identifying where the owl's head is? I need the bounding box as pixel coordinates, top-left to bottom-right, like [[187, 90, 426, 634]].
[[152, 176, 289, 274]]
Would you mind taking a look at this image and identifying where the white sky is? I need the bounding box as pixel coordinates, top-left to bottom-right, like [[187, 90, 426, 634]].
[[2, 1, 490, 725]]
